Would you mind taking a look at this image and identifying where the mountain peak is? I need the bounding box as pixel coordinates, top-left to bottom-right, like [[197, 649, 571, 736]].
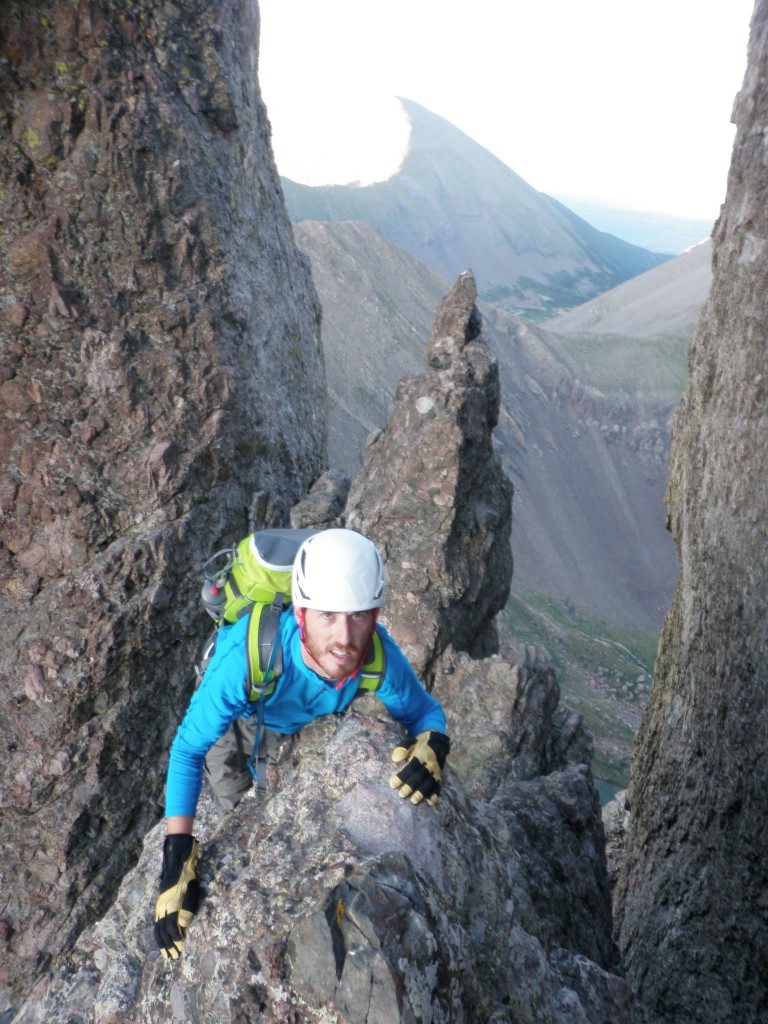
[[283, 99, 669, 320]]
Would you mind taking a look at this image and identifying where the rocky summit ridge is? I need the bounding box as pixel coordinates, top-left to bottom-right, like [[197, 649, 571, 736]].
[[10, 274, 628, 1024]]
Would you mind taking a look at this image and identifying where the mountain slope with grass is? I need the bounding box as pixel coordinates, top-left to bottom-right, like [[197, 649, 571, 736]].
[[284, 98, 669, 321], [545, 239, 711, 346]]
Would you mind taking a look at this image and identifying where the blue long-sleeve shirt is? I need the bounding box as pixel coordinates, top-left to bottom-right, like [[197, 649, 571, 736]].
[[165, 610, 446, 817]]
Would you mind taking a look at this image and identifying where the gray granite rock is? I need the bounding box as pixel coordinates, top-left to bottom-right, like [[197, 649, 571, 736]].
[[617, 3, 768, 1020], [14, 696, 626, 1024], [346, 272, 514, 682]]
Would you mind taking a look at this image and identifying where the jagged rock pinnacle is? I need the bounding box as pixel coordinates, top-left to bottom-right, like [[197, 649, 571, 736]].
[[426, 269, 482, 369]]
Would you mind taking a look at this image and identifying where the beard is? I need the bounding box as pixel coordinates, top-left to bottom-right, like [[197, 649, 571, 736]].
[[301, 628, 364, 680]]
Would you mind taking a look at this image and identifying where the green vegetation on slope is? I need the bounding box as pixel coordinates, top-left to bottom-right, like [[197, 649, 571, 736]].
[[500, 582, 660, 789], [559, 331, 689, 402], [482, 270, 609, 324]]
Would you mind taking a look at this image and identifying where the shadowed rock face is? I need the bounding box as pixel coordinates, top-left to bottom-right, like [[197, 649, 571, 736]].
[[616, 3, 768, 1021], [0, 0, 325, 1010], [9, 278, 628, 1024]]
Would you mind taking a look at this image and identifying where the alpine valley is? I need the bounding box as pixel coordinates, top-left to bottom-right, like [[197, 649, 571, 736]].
[[283, 98, 673, 322]]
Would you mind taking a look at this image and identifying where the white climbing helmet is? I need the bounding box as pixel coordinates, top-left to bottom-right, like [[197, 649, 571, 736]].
[[292, 529, 387, 611]]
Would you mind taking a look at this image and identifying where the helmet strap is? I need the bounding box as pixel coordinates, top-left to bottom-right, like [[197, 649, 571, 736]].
[[294, 605, 306, 640]]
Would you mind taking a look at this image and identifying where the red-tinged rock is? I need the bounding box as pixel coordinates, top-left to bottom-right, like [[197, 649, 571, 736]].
[[54, 2, 78, 52], [8, 232, 51, 280], [24, 665, 46, 702], [0, 380, 32, 414], [0, 0, 325, 1012], [4, 302, 28, 327], [17, 543, 47, 571], [12, 92, 63, 166]]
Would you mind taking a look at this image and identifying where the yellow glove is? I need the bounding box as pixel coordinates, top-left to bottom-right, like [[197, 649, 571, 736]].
[[154, 834, 200, 959], [390, 730, 451, 805]]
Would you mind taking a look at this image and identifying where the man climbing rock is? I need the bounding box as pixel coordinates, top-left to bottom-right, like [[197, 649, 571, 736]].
[[154, 528, 451, 959]]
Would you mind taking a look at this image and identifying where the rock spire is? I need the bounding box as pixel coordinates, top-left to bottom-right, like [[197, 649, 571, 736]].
[[346, 270, 513, 680]]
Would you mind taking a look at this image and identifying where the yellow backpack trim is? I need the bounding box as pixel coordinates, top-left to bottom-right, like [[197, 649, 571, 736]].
[[358, 630, 386, 692]]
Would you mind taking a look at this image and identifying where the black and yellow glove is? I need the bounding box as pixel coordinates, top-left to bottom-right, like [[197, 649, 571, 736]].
[[390, 730, 451, 806], [154, 834, 201, 959]]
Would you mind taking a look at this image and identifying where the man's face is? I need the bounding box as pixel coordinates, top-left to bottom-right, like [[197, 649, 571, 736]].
[[300, 608, 375, 680]]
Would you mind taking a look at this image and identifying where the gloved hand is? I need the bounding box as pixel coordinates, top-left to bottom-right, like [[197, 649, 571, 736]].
[[154, 834, 201, 959], [390, 730, 451, 805]]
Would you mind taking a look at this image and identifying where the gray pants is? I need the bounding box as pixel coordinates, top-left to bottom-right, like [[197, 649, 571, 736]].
[[204, 718, 288, 814], [204, 717, 258, 813], [196, 635, 284, 813]]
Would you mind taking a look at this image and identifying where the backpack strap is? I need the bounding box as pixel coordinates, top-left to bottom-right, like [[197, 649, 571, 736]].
[[244, 595, 285, 791], [245, 595, 285, 701], [357, 629, 386, 692], [244, 614, 386, 790]]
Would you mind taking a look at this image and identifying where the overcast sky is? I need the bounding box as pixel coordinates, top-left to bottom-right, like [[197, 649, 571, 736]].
[[258, 0, 754, 220]]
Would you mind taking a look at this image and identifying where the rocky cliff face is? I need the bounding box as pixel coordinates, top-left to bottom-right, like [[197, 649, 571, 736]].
[[616, 3, 768, 1021], [0, 0, 325, 1013], [10, 275, 629, 1024]]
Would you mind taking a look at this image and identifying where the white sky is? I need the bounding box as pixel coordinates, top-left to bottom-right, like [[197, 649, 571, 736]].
[[257, 0, 755, 221]]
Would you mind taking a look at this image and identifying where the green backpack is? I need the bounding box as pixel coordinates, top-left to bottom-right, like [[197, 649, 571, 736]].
[[199, 527, 387, 791], [199, 527, 386, 702]]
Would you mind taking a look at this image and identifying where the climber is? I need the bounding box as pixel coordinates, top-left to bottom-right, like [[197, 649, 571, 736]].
[[154, 528, 451, 960]]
